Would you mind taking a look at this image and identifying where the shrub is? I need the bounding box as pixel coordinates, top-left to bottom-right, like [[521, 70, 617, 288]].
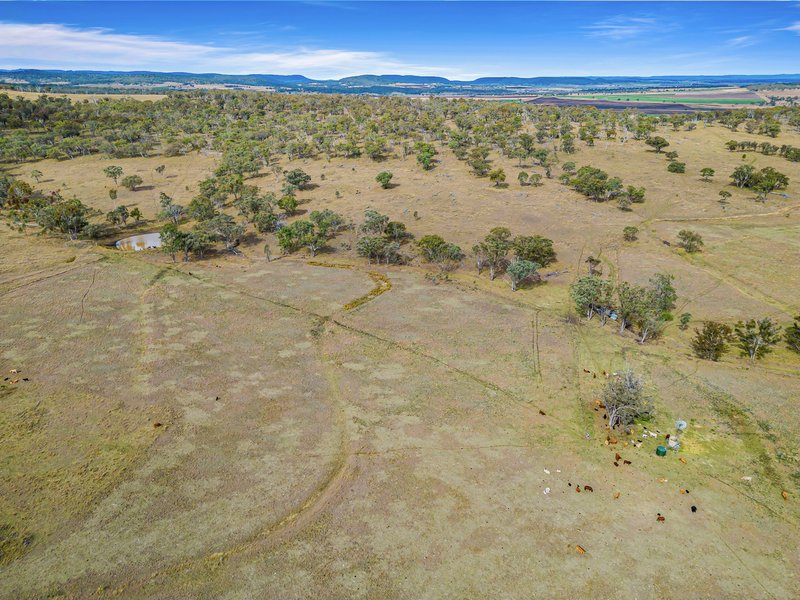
[[692, 322, 733, 360], [623, 226, 639, 241]]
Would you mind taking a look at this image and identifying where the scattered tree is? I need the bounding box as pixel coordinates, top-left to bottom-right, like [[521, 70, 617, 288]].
[[285, 168, 311, 189], [121, 174, 143, 191], [512, 235, 556, 267], [645, 136, 670, 153], [734, 318, 782, 364], [602, 369, 654, 430], [106, 204, 129, 227], [677, 229, 703, 253], [700, 168, 715, 182], [489, 168, 506, 187], [376, 171, 393, 189], [785, 316, 800, 354], [506, 259, 539, 291], [417, 234, 464, 275], [103, 165, 123, 185], [691, 321, 732, 361], [623, 226, 639, 241]]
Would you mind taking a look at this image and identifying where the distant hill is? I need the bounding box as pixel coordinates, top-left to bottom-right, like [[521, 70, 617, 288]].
[[338, 74, 451, 85], [2, 69, 800, 96]]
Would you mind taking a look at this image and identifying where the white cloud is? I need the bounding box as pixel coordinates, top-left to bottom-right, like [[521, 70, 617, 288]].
[[584, 16, 659, 40], [728, 35, 757, 48], [0, 22, 476, 79], [781, 21, 800, 33]]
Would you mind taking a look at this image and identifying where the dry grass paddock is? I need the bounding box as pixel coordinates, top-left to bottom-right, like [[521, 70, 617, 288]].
[[2, 116, 800, 598]]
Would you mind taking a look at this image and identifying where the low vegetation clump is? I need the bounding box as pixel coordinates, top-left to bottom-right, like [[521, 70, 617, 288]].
[[677, 229, 704, 253], [602, 368, 654, 430], [692, 322, 734, 361]]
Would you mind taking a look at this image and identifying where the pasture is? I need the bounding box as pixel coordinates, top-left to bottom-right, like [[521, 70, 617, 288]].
[[1, 95, 800, 598]]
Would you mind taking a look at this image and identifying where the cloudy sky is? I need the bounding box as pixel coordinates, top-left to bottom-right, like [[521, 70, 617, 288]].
[[1, 1, 799, 79]]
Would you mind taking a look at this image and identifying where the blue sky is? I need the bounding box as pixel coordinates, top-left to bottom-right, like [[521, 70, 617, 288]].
[[1, 2, 799, 78]]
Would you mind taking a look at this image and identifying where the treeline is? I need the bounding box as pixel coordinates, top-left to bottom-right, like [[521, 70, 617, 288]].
[[2, 91, 800, 166], [725, 139, 800, 162]]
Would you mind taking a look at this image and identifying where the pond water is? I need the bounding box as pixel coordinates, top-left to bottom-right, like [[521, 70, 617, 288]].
[[115, 232, 162, 251]]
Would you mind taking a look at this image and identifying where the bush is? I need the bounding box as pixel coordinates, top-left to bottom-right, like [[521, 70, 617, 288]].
[[623, 226, 639, 241], [667, 161, 686, 174], [692, 322, 733, 361], [786, 316, 800, 353], [375, 171, 393, 189], [677, 229, 703, 253], [602, 369, 654, 430]]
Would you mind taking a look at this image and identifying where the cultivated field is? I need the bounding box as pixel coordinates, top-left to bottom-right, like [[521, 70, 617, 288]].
[[2, 102, 800, 598]]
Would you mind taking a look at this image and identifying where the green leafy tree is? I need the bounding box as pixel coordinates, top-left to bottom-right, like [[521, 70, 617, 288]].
[[718, 189, 732, 209], [603, 369, 654, 430], [376, 171, 393, 189], [678, 312, 692, 331], [30, 169, 43, 183], [731, 164, 755, 188], [129, 207, 142, 223], [468, 147, 491, 176], [645, 136, 669, 153], [677, 229, 703, 253], [285, 168, 311, 189], [106, 204, 129, 227], [691, 322, 733, 361], [476, 227, 512, 280], [121, 174, 143, 191], [361, 208, 389, 235], [512, 235, 556, 267], [187, 195, 218, 222], [416, 234, 464, 274], [415, 142, 437, 171], [160, 223, 186, 263], [570, 276, 614, 321], [734, 318, 782, 364], [185, 229, 212, 260], [506, 259, 539, 291], [626, 186, 646, 204], [357, 235, 387, 264], [489, 168, 506, 187], [570, 166, 623, 202], [700, 168, 715, 182], [35, 196, 90, 240], [623, 226, 639, 241], [667, 161, 686, 174], [385, 221, 407, 242], [277, 195, 299, 215], [310, 209, 346, 236], [785, 316, 800, 354], [517, 171, 529, 186], [103, 165, 123, 185], [201, 214, 244, 252]]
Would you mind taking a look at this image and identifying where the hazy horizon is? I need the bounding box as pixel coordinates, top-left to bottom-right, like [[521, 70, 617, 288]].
[[1, 1, 799, 79]]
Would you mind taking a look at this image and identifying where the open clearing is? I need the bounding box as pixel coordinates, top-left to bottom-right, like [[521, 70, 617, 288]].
[[2, 103, 800, 598]]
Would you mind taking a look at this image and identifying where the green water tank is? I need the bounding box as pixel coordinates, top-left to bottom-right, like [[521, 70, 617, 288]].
[[656, 445, 668, 457]]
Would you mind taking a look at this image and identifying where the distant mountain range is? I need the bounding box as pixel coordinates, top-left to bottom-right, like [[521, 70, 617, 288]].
[[3, 69, 800, 95]]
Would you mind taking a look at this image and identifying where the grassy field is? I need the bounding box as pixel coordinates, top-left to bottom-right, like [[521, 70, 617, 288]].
[[566, 94, 765, 105], [2, 116, 800, 598]]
